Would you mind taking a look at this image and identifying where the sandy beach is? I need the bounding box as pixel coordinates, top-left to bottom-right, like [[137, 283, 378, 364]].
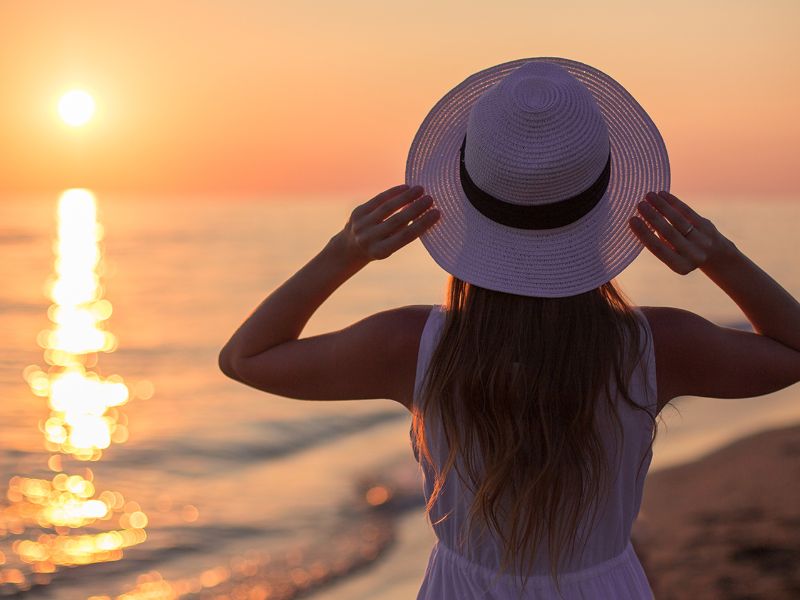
[[26, 416, 797, 599], [632, 423, 800, 598]]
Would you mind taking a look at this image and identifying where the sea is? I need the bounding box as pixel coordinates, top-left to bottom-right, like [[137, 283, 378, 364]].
[[0, 191, 798, 599]]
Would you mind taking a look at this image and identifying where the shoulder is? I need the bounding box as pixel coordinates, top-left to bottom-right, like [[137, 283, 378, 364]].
[[636, 305, 697, 414], [390, 304, 437, 326], [638, 305, 698, 351], [385, 304, 438, 412], [379, 304, 437, 343]]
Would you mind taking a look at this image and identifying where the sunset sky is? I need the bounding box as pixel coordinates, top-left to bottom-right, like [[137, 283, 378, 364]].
[[1, 1, 798, 200]]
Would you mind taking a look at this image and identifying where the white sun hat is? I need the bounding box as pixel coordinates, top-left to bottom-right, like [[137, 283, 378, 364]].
[[405, 57, 670, 298]]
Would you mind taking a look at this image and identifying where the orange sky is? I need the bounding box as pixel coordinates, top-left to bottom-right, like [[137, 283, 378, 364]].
[[1, 1, 798, 199]]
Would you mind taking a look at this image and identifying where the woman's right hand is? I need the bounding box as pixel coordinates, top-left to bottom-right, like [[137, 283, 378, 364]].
[[629, 191, 737, 275]]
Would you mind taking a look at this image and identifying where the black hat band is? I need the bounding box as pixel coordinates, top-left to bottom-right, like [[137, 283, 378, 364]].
[[459, 135, 611, 230]]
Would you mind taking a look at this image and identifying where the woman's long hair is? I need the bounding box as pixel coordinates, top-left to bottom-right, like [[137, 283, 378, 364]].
[[411, 275, 660, 597]]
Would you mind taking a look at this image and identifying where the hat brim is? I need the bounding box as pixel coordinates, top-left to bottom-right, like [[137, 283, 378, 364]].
[[405, 57, 670, 298]]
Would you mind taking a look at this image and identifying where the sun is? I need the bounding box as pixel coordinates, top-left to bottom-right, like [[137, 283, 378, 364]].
[[58, 89, 96, 127]]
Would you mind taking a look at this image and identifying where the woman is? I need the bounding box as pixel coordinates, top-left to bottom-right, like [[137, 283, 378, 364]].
[[218, 58, 800, 598]]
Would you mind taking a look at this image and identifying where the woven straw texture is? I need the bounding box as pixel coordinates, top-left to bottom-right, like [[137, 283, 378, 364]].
[[405, 56, 670, 298]]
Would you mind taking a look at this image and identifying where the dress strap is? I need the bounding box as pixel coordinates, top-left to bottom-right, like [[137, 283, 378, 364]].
[[630, 306, 659, 419]]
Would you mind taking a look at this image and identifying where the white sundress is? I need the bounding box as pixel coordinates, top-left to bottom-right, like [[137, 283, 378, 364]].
[[410, 304, 658, 599]]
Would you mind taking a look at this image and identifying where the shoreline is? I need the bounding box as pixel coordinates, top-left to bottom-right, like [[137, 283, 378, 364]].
[[79, 422, 799, 599]]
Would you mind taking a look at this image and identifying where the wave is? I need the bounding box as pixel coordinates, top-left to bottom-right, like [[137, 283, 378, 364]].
[[0, 410, 409, 478]]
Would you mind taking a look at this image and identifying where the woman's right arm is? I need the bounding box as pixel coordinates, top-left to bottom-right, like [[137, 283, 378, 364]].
[[630, 191, 800, 406]]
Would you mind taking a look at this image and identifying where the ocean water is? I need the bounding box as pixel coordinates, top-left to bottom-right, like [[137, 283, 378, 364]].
[[0, 191, 798, 599]]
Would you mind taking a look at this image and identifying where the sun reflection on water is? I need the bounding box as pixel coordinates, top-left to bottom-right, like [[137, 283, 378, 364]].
[[0, 190, 398, 598], [0, 189, 149, 590]]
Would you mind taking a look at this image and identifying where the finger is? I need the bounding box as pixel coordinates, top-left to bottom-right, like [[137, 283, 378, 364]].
[[373, 194, 434, 237], [629, 216, 695, 274], [353, 184, 412, 220], [636, 199, 694, 255], [359, 185, 424, 226], [369, 186, 426, 225], [375, 207, 440, 256], [647, 192, 694, 234], [658, 191, 705, 225]]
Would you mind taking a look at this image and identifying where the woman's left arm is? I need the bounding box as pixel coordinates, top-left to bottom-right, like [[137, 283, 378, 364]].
[[218, 184, 439, 401]]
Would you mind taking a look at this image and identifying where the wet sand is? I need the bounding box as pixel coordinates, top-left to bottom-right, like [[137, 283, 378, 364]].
[[632, 423, 800, 598]]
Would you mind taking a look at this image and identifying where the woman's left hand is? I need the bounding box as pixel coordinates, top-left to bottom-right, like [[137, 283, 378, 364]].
[[336, 184, 440, 263]]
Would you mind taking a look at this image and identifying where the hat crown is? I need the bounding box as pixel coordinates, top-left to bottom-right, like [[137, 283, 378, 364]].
[[464, 61, 611, 206]]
